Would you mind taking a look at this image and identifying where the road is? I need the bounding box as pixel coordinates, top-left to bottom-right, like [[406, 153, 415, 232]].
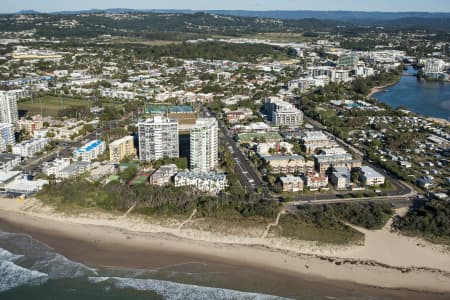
[[217, 119, 267, 193]]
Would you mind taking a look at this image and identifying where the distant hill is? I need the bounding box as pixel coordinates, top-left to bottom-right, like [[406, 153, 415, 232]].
[[12, 9, 450, 22]]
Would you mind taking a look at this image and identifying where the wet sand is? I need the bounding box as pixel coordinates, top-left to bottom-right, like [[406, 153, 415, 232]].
[[1, 211, 449, 300]]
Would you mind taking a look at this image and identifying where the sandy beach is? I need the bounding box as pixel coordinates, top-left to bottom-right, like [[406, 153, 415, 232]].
[[0, 197, 449, 298], [427, 117, 450, 127]]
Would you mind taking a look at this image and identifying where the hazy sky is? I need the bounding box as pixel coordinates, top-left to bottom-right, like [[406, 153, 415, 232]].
[[1, 0, 450, 13]]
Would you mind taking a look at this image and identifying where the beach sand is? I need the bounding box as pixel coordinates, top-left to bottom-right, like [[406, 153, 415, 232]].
[[427, 117, 450, 127], [0, 198, 449, 298]]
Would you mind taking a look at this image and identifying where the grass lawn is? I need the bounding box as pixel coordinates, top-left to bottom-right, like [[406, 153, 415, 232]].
[[18, 96, 92, 117]]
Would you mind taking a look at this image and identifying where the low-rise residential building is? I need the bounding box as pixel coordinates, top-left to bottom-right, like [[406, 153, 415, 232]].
[[280, 175, 304, 192], [12, 138, 48, 158], [0, 153, 20, 171], [361, 166, 385, 186], [109, 136, 136, 163], [73, 140, 106, 162], [16, 118, 44, 135], [263, 155, 308, 174], [256, 142, 294, 156], [149, 164, 178, 186], [174, 172, 227, 194], [304, 172, 329, 190], [42, 158, 71, 178], [330, 167, 351, 190], [301, 131, 335, 154], [60, 161, 91, 179], [314, 153, 361, 174], [4, 176, 48, 195]]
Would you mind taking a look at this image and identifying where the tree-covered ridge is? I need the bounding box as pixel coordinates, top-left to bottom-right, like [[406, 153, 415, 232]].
[[0, 12, 344, 39]]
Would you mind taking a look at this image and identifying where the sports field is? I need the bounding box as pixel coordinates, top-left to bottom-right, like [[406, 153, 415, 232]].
[[18, 96, 91, 117]]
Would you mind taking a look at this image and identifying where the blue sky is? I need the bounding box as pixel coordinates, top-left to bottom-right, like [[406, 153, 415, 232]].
[[2, 0, 449, 13]]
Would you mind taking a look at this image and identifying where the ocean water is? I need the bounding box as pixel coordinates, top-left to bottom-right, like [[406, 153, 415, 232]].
[[373, 67, 450, 120], [0, 231, 289, 300]]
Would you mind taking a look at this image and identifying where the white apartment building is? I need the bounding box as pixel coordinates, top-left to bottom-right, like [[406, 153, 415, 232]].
[[0, 153, 21, 171], [0, 123, 15, 152], [301, 131, 335, 154], [423, 58, 446, 74], [174, 172, 227, 194], [73, 140, 106, 162], [264, 97, 303, 127], [100, 88, 136, 100], [0, 90, 19, 124], [138, 116, 179, 162], [361, 166, 385, 186], [42, 158, 71, 178], [12, 138, 48, 158], [190, 118, 218, 172]]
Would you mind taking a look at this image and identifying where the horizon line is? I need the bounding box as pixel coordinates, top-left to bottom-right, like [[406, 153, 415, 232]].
[[3, 8, 450, 14]]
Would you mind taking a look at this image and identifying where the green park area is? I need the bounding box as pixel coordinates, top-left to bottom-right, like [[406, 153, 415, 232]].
[[18, 96, 92, 117]]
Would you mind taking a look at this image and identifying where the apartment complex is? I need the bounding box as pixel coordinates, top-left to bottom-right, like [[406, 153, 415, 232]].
[[301, 131, 336, 154], [73, 140, 105, 162], [16, 118, 44, 134], [42, 158, 71, 178], [12, 138, 48, 158], [190, 118, 218, 172], [361, 166, 385, 186], [280, 175, 304, 192], [0, 153, 20, 171], [263, 155, 313, 174], [0, 90, 19, 124], [174, 172, 227, 194], [0, 123, 15, 152], [138, 116, 179, 162], [264, 97, 303, 127], [149, 164, 178, 186], [423, 58, 446, 74], [109, 136, 136, 163]]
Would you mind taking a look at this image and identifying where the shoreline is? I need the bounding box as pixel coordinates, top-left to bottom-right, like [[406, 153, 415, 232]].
[[367, 80, 400, 98], [0, 198, 450, 298]]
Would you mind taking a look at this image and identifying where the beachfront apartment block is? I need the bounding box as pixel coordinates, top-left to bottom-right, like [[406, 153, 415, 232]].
[[138, 116, 179, 162], [12, 138, 48, 158], [149, 164, 178, 186], [42, 158, 71, 178], [190, 118, 218, 172], [301, 131, 336, 154], [361, 166, 385, 186], [0, 123, 15, 152], [264, 97, 303, 127], [0, 90, 19, 124], [280, 175, 304, 192], [174, 172, 227, 194], [109, 136, 136, 163], [73, 140, 106, 162]]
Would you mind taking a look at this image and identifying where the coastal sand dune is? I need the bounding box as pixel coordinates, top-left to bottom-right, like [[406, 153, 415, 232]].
[[0, 197, 449, 295]]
